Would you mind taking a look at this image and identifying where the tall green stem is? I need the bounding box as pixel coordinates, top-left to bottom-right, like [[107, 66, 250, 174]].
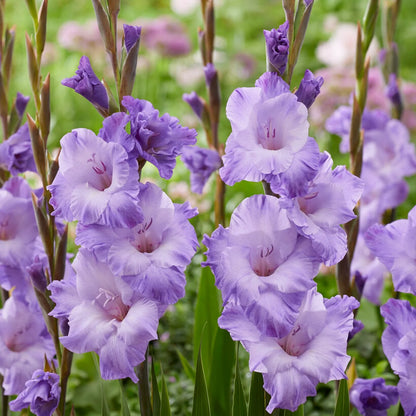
[[137, 356, 153, 416]]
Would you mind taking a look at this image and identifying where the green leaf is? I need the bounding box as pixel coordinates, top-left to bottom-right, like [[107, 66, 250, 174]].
[[177, 350, 195, 381], [193, 267, 220, 378], [208, 328, 235, 415], [192, 349, 211, 416], [91, 353, 111, 416], [397, 402, 405, 416], [151, 360, 161, 416], [232, 347, 247, 416], [283, 405, 304, 415], [25, 0, 38, 27], [334, 379, 350, 416], [248, 371, 264, 416], [160, 367, 171, 416], [119, 381, 131, 416]]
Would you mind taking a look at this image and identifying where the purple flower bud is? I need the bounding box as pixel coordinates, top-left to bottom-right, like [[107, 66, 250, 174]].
[[181, 146, 222, 193], [62, 56, 109, 111], [27, 257, 47, 292], [15, 92, 30, 118], [379, 48, 387, 65], [304, 0, 313, 6], [264, 21, 289, 75], [9, 370, 61, 416], [123, 24, 141, 53], [204, 63, 217, 87], [182, 91, 204, 119], [0, 296, 55, 395], [350, 378, 398, 416], [386, 73, 402, 109], [295, 69, 324, 109]]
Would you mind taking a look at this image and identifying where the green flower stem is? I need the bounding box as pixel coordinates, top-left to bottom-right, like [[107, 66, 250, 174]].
[[57, 348, 73, 416], [137, 357, 153, 416], [1, 382, 8, 416], [336, 0, 378, 297]]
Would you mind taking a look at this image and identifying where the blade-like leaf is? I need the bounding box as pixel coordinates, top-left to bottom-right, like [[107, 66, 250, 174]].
[[192, 349, 211, 416], [160, 367, 171, 416], [177, 350, 195, 381], [334, 379, 350, 416], [283, 405, 304, 415], [232, 348, 247, 416], [91, 353, 111, 416], [151, 359, 161, 416], [397, 403, 405, 416], [193, 267, 220, 377], [119, 381, 131, 416], [208, 328, 235, 415], [248, 371, 264, 416]]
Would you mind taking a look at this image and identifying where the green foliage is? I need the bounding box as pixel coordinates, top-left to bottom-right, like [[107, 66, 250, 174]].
[[177, 350, 196, 382], [152, 360, 161, 416], [192, 350, 211, 416], [119, 381, 131, 416], [192, 267, 220, 377], [248, 371, 265, 416], [232, 347, 247, 416], [334, 380, 350, 416], [283, 405, 304, 415], [4, 1, 416, 415], [160, 368, 172, 416], [208, 329, 235, 415]]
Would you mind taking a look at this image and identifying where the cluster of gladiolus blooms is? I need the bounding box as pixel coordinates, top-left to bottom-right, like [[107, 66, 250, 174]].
[[1, 13, 416, 416]]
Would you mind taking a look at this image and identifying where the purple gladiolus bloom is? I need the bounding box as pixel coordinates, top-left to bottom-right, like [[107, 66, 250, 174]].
[[0, 178, 40, 268], [219, 288, 359, 412], [361, 121, 416, 216], [326, 106, 389, 153], [9, 370, 61, 416], [62, 56, 109, 112], [49, 249, 160, 382], [48, 128, 143, 228], [295, 69, 324, 109], [181, 146, 222, 194], [203, 194, 321, 336], [76, 182, 198, 305], [0, 123, 37, 176], [0, 296, 55, 395], [220, 72, 316, 188], [123, 24, 141, 53], [121, 96, 197, 179], [365, 206, 416, 295], [351, 235, 390, 305], [264, 22, 289, 75], [327, 107, 416, 227], [265, 136, 321, 198], [279, 152, 364, 265], [350, 378, 398, 416], [381, 299, 416, 416], [141, 16, 191, 57]]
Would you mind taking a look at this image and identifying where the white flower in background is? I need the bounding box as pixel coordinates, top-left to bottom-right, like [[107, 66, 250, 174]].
[[316, 18, 379, 68]]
